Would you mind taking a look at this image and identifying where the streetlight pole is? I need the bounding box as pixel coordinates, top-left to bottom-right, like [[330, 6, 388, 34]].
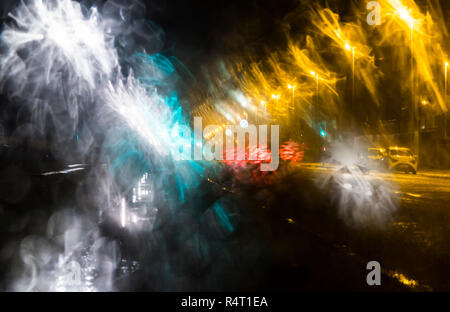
[[345, 43, 356, 124], [316, 73, 319, 104], [445, 62, 448, 97], [271, 94, 280, 121], [310, 71, 319, 130], [288, 84, 296, 110], [409, 18, 420, 161], [288, 84, 296, 126], [411, 19, 415, 135], [352, 47, 355, 108], [258, 100, 266, 124], [397, 7, 416, 137], [445, 62, 448, 137], [256, 104, 258, 125], [396, 7, 419, 160], [272, 94, 280, 106]]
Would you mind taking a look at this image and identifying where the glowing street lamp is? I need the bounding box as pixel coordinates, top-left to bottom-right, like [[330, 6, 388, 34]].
[[261, 100, 266, 111], [272, 94, 280, 106], [398, 7, 413, 26]]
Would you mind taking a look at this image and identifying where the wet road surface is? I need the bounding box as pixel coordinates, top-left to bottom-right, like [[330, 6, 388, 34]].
[[1, 160, 449, 291], [299, 164, 450, 291]]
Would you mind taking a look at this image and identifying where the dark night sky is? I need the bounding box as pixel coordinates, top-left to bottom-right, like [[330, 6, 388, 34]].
[[141, 0, 363, 80], [145, 0, 302, 68]]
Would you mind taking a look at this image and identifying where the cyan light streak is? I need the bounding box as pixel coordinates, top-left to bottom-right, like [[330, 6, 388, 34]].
[[104, 50, 212, 207], [212, 201, 235, 233]]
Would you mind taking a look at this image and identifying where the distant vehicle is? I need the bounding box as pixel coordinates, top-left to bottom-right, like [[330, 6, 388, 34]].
[[386, 147, 417, 174], [367, 147, 386, 169]]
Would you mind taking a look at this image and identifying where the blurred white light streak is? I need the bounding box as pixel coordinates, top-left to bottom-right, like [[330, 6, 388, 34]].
[[121, 197, 126, 228]]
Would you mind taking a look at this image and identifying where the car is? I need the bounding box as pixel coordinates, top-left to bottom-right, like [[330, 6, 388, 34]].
[[386, 147, 417, 174]]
